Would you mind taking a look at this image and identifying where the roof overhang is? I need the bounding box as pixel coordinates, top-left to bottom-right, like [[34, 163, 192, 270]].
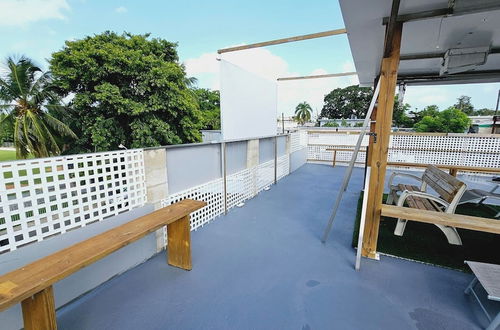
[[339, 0, 500, 86]]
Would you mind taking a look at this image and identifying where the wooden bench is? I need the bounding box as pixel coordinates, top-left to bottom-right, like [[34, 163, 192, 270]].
[[386, 165, 467, 245], [0, 199, 206, 330]]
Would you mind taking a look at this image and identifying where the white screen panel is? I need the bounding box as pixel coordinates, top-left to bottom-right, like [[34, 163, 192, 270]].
[[220, 60, 277, 140]]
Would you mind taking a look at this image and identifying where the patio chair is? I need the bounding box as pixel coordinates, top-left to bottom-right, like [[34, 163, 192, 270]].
[[386, 165, 467, 245], [459, 185, 500, 219]]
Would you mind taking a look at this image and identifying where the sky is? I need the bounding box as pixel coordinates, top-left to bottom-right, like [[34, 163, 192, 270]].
[[1, 0, 499, 117]]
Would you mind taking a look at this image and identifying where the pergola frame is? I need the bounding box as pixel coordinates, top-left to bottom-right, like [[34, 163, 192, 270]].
[[360, 0, 500, 259]]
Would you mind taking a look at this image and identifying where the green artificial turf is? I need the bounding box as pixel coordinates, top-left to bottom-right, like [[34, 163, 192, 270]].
[[352, 192, 500, 272], [0, 149, 17, 162]]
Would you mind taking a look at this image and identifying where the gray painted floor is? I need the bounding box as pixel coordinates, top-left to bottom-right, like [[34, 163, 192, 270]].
[[58, 164, 488, 330]]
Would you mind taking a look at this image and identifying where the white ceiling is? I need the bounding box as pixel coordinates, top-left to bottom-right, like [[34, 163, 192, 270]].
[[339, 0, 500, 86]]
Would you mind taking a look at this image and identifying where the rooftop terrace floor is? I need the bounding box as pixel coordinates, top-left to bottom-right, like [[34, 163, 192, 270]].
[[58, 164, 485, 330]]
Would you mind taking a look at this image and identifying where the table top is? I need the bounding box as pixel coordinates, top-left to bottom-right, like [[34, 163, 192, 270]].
[[466, 261, 500, 302]]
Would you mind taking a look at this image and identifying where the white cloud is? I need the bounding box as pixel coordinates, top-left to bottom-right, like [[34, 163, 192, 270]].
[[115, 6, 127, 14], [184, 48, 357, 116], [0, 0, 70, 27]]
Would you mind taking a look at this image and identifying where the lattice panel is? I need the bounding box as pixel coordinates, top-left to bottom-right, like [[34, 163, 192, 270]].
[[389, 134, 500, 168], [161, 178, 224, 231], [290, 132, 301, 153], [307, 132, 369, 147], [256, 159, 275, 192], [307, 132, 500, 170], [226, 168, 254, 210], [0, 150, 146, 253], [160, 155, 291, 237], [277, 154, 290, 180]]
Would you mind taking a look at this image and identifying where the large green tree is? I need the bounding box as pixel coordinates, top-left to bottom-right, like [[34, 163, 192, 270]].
[[49, 32, 202, 153], [320, 85, 373, 119], [414, 107, 471, 133], [193, 88, 220, 130], [0, 56, 76, 158]]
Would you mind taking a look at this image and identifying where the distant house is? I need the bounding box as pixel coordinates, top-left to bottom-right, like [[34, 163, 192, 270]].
[[318, 118, 364, 127], [468, 115, 500, 134]]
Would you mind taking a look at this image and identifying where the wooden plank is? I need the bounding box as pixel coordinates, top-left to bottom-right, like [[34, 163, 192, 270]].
[[381, 205, 500, 235], [387, 162, 500, 174], [217, 28, 346, 54], [361, 21, 403, 259], [277, 72, 356, 81], [21, 286, 57, 330], [167, 215, 192, 270], [0, 199, 206, 312]]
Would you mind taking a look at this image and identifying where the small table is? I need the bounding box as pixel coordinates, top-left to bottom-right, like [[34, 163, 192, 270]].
[[465, 261, 500, 330]]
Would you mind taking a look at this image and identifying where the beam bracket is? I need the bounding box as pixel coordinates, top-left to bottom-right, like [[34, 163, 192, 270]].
[[366, 132, 377, 143]]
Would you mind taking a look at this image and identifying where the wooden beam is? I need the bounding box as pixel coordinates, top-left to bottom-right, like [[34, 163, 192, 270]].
[[383, 0, 401, 58], [387, 162, 500, 174], [277, 72, 357, 81], [361, 20, 403, 259], [217, 28, 346, 54], [21, 286, 57, 330], [381, 205, 500, 235], [167, 215, 192, 270]]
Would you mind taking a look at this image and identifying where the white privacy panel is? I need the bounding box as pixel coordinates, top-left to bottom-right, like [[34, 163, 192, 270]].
[[0, 150, 146, 254], [220, 60, 277, 140], [161, 154, 290, 234]]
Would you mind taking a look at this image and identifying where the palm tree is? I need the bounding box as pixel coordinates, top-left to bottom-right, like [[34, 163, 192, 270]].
[[0, 56, 76, 159], [294, 101, 312, 126]]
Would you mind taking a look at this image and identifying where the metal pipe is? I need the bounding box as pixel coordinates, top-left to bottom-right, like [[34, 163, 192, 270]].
[[274, 136, 278, 184], [322, 79, 381, 243], [222, 142, 228, 215]]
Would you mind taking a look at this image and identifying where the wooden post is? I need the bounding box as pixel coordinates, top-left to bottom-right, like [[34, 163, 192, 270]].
[[21, 286, 57, 330], [167, 215, 192, 270], [332, 150, 337, 167], [449, 168, 458, 177], [361, 22, 403, 259]]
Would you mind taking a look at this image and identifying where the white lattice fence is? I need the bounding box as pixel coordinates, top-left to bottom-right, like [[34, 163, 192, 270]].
[[161, 154, 290, 232], [307, 132, 500, 170], [290, 131, 308, 153], [389, 134, 500, 168], [0, 150, 146, 253]]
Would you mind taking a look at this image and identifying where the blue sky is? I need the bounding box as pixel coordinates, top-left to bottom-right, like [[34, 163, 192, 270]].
[[1, 0, 499, 116]]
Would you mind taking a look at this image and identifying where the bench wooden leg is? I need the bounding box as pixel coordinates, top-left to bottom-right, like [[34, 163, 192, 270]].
[[167, 215, 192, 270], [21, 286, 57, 330]]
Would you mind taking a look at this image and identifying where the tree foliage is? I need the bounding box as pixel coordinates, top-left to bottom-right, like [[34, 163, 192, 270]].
[[49, 32, 202, 153], [414, 107, 471, 133], [320, 85, 373, 119], [454, 95, 474, 115], [294, 101, 312, 125], [193, 88, 220, 130], [0, 56, 76, 158]]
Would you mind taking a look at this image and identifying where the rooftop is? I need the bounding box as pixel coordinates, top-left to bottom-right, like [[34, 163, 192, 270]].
[[55, 164, 484, 330]]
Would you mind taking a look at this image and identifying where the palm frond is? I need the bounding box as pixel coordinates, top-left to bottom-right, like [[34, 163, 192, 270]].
[[43, 113, 77, 139]]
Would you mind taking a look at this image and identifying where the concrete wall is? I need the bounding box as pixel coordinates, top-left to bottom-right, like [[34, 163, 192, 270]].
[[166, 144, 222, 194], [290, 147, 307, 173], [259, 137, 275, 163], [0, 205, 155, 330], [226, 141, 247, 175]]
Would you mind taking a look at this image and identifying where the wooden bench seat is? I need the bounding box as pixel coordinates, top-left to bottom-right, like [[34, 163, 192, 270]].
[[386, 165, 467, 245], [0, 199, 206, 330]]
